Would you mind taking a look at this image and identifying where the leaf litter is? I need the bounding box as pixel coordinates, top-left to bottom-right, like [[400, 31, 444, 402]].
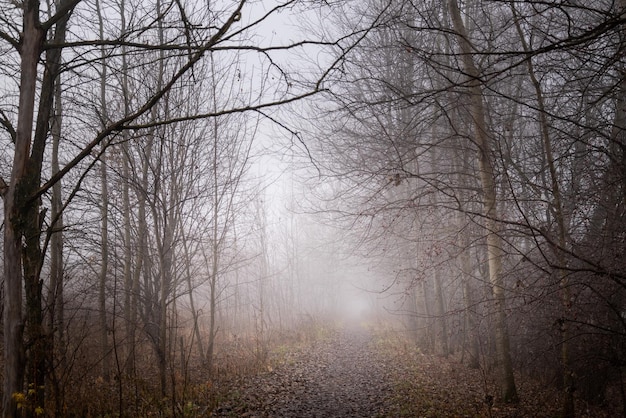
[[210, 324, 617, 417]]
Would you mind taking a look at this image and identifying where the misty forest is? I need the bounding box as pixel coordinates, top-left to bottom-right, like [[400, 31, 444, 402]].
[[0, 0, 625, 417]]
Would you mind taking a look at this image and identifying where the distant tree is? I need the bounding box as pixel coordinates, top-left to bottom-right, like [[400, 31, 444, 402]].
[[0, 0, 374, 415]]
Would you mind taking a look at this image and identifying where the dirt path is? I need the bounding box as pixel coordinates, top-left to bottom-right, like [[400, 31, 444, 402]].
[[210, 324, 617, 417], [212, 325, 396, 417]]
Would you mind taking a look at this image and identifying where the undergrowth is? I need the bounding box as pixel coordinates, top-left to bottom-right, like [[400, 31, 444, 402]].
[[370, 325, 619, 418], [56, 319, 337, 417]]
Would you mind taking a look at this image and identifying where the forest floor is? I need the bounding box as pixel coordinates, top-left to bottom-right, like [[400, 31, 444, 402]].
[[206, 321, 617, 418]]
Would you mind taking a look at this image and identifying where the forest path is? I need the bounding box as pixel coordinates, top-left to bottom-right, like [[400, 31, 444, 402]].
[[210, 323, 616, 418], [211, 323, 398, 417]]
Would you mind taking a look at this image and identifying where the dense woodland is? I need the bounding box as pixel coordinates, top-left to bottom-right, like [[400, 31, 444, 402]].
[[0, 0, 625, 417]]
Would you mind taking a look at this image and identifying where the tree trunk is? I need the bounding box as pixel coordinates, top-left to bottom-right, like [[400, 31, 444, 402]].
[[200, 242, 218, 372], [455, 142, 481, 369], [407, 272, 420, 344], [459, 227, 480, 369], [4, 2, 73, 414], [96, 0, 111, 382], [130, 162, 149, 374], [3, 3, 44, 416], [448, 0, 518, 402], [158, 217, 175, 396], [207, 265, 217, 371], [428, 146, 449, 358], [434, 268, 449, 357], [421, 279, 435, 353], [99, 149, 111, 382], [207, 123, 220, 372], [47, 68, 65, 417], [510, 9, 573, 414], [182, 234, 205, 365]]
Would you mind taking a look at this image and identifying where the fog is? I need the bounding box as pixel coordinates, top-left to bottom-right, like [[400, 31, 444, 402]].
[[1, 0, 624, 415]]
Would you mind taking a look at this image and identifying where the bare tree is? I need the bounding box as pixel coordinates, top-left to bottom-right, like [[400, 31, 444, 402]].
[[0, 0, 367, 414], [446, 0, 518, 402], [1, 1, 75, 414]]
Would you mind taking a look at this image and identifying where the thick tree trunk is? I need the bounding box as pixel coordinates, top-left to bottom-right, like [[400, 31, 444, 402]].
[[3, 198, 27, 418], [455, 144, 481, 369], [3, 3, 44, 416], [448, 0, 518, 402], [4, 2, 72, 414]]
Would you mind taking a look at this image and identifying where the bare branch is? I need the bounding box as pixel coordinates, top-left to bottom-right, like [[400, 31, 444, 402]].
[[0, 109, 16, 143], [34, 0, 249, 201]]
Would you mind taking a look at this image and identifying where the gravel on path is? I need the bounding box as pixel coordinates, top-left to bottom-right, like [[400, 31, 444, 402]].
[[211, 324, 396, 417]]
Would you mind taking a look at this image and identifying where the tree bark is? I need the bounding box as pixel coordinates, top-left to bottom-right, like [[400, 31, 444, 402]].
[[3, 2, 44, 416], [3, 1, 74, 413]]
